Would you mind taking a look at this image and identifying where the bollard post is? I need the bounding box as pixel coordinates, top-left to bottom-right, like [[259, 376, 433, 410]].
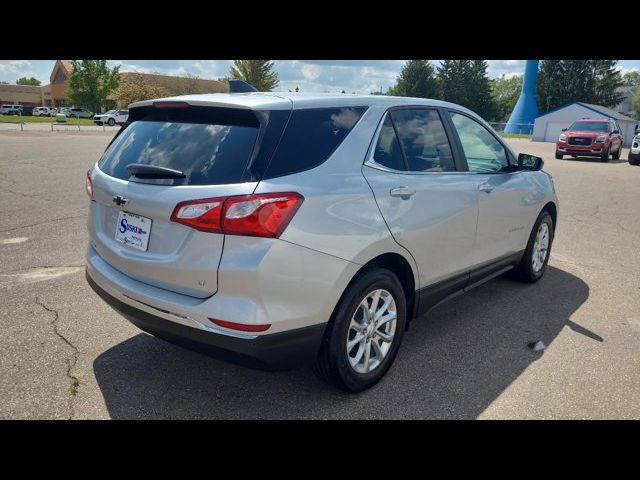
[[51, 122, 53, 132]]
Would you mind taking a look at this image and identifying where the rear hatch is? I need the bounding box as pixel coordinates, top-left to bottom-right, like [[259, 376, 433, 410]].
[[88, 102, 288, 298]]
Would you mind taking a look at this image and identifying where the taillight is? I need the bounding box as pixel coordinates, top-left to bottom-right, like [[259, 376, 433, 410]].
[[86, 168, 93, 199], [209, 318, 271, 332], [170, 197, 225, 233], [170, 192, 303, 238]]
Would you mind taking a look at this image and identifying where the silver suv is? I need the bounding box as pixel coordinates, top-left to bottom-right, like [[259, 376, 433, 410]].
[[85, 93, 558, 391]]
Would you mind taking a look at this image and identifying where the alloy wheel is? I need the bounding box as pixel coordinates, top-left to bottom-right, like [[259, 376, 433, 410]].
[[532, 222, 550, 273], [346, 289, 397, 374]]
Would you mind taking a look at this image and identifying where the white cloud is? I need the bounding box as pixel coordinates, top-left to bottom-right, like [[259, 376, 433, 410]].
[[300, 63, 322, 81], [616, 65, 640, 75], [0, 60, 35, 76]]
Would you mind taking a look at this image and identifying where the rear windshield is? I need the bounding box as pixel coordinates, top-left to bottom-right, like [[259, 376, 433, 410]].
[[98, 107, 261, 185], [569, 121, 610, 132]]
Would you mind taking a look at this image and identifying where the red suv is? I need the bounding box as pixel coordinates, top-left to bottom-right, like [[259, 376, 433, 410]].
[[555, 118, 623, 162]]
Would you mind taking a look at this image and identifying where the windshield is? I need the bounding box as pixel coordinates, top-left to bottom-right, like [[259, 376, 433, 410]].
[[569, 121, 610, 132], [104, 110, 116, 115]]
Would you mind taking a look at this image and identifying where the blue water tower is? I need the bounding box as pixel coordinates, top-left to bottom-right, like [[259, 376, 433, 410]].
[[504, 60, 539, 135]]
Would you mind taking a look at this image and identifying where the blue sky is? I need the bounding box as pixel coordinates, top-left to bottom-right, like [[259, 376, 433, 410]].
[[2, 60, 639, 94]]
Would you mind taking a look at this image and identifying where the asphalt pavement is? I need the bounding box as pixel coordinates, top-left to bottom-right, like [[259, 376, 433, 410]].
[[0, 130, 638, 419]]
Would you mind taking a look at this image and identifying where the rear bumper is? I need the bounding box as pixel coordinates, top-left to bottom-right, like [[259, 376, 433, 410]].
[[86, 270, 326, 370]]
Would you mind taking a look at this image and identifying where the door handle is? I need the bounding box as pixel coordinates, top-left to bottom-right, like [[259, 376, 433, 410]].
[[478, 183, 494, 193], [390, 186, 415, 200]]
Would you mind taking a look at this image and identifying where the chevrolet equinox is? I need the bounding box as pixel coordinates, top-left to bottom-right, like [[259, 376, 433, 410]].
[[85, 92, 558, 392]]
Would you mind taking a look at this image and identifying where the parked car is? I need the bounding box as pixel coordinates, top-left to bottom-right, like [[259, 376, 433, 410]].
[[67, 108, 93, 118], [629, 132, 640, 166], [59, 107, 72, 116], [555, 118, 624, 162], [19, 106, 34, 116], [85, 93, 559, 392], [0, 104, 23, 115], [93, 109, 129, 126], [33, 107, 57, 117]]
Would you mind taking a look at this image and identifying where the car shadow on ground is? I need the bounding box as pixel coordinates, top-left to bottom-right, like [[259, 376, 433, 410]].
[[93, 265, 590, 419], [562, 156, 628, 165]]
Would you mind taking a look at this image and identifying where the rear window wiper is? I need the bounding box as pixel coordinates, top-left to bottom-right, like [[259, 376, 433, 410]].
[[125, 164, 186, 179]]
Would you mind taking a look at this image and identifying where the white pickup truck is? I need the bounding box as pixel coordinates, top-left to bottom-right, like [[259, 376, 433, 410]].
[[93, 109, 128, 126]]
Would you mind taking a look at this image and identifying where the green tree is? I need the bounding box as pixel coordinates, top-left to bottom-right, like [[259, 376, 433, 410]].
[[622, 71, 640, 88], [229, 60, 279, 91], [491, 74, 523, 122], [437, 60, 498, 119], [16, 76, 41, 86], [67, 60, 120, 113], [537, 60, 566, 113], [113, 73, 169, 108], [589, 60, 625, 107], [387, 60, 439, 99], [437, 60, 469, 105], [467, 60, 498, 120], [537, 60, 624, 112], [633, 89, 640, 119]]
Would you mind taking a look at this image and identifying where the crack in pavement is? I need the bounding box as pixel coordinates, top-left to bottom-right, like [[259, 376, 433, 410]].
[[35, 298, 80, 420], [0, 214, 86, 234], [0, 183, 48, 200]]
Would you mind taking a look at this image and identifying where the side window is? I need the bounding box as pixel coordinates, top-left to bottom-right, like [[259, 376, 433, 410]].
[[373, 115, 406, 171], [390, 109, 456, 172], [264, 106, 367, 179], [449, 112, 510, 173]]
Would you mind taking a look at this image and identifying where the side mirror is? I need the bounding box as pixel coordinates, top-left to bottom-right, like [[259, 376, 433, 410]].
[[562, 128, 568, 132], [518, 153, 544, 171], [612, 130, 620, 134]]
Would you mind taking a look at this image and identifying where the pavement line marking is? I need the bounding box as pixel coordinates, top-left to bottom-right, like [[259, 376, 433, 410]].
[[0, 266, 84, 287], [1, 237, 28, 245]]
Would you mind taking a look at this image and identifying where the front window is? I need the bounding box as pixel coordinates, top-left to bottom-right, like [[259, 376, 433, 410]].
[[449, 112, 510, 173], [568, 121, 610, 132]]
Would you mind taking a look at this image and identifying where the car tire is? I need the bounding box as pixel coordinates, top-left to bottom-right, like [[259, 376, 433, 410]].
[[555, 151, 563, 159], [600, 146, 610, 162], [107, 118, 115, 126], [314, 268, 407, 392], [629, 154, 640, 166], [612, 144, 621, 160], [513, 210, 554, 283]]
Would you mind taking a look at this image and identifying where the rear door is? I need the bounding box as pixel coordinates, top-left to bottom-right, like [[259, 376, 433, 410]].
[[362, 107, 479, 292], [88, 103, 280, 298]]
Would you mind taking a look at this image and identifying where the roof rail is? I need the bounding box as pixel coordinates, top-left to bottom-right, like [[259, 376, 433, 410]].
[[228, 80, 258, 93]]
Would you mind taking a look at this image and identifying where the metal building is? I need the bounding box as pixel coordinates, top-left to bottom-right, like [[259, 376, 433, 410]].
[[532, 102, 638, 146]]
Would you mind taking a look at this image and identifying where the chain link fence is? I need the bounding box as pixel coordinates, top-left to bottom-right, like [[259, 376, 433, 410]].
[[488, 122, 535, 136], [0, 118, 119, 133]]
